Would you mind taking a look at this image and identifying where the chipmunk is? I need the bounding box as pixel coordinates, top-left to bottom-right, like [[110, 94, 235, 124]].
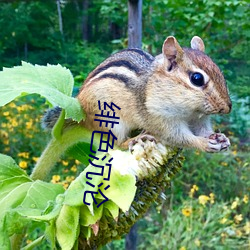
[[44, 36, 232, 153]]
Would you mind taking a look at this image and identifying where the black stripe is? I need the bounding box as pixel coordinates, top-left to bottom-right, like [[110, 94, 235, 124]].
[[124, 48, 154, 62], [91, 60, 140, 79], [96, 73, 130, 85]]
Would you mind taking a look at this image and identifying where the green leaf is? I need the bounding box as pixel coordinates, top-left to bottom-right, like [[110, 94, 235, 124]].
[[0, 62, 85, 121], [104, 200, 119, 219], [0, 176, 31, 201], [0, 231, 10, 250], [26, 201, 63, 222], [98, 168, 136, 212], [64, 171, 89, 207], [0, 182, 33, 217], [0, 154, 30, 181], [45, 221, 56, 249], [0, 154, 65, 242], [66, 141, 96, 166], [56, 205, 80, 250], [20, 181, 64, 213], [79, 204, 103, 227]]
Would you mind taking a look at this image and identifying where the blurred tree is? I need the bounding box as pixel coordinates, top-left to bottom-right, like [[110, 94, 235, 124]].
[[128, 0, 142, 48]]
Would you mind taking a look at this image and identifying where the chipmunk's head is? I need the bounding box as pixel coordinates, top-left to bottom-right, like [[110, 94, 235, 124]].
[[157, 36, 232, 115]]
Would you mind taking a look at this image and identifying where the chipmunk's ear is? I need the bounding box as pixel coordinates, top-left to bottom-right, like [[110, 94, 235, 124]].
[[162, 36, 184, 63], [191, 36, 205, 52]]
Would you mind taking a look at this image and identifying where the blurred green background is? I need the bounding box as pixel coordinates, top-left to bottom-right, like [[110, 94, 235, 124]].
[[0, 0, 249, 249]]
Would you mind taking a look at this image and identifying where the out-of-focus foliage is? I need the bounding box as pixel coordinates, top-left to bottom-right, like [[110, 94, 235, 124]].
[[0, 0, 249, 248], [0, 0, 249, 97]]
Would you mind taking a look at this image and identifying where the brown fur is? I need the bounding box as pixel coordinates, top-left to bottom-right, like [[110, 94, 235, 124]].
[[77, 36, 231, 152]]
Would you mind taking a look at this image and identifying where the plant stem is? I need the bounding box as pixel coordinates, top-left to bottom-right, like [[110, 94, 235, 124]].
[[30, 125, 96, 181]]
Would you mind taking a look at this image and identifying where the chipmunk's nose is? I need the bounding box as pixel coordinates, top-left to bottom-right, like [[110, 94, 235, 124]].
[[219, 101, 232, 114]]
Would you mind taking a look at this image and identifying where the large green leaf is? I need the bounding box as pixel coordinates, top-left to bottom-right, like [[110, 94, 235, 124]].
[[64, 150, 137, 215], [0, 62, 84, 121], [56, 205, 80, 250], [0, 154, 65, 247]]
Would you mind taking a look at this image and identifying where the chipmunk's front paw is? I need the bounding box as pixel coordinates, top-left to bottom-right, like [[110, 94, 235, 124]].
[[129, 134, 156, 152], [206, 133, 230, 152]]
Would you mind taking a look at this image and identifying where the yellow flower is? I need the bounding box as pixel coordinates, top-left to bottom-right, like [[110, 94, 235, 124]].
[[244, 221, 250, 234], [63, 182, 69, 189], [62, 160, 69, 166], [189, 184, 199, 197], [26, 121, 33, 129], [0, 130, 8, 138], [51, 175, 61, 183], [221, 162, 228, 167], [235, 157, 242, 163], [236, 229, 242, 237], [179, 247, 186, 250], [182, 207, 192, 217], [3, 111, 9, 116], [221, 232, 227, 238], [32, 157, 39, 162], [243, 195, 248, 204], [194, 238, 201, 247], [209, 193, 215, 204], [9, 102, 16, 108], [231, 198, 240, 209], [232, 150, 237, 156], [66, 176, 75, 182], [3, 138, 9, 145], [70, 165, 77, 172], [234, 214, 243, 224], [19, 161, 28, 169], [18, 152, 30, 159], [11, 119, 18, 127], [220, 217, 228, 224], [75, 159, 81, 165], [198, 195, 210, 206]]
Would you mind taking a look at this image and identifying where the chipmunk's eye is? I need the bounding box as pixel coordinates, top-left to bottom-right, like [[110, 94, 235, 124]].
[[190, 72, 204, 87]]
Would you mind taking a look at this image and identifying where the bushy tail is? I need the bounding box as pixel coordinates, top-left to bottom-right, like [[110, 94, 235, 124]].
[[41, 106, 62, 130]]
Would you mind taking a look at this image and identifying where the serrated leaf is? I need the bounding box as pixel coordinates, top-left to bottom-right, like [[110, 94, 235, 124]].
[[56, 205, 80, 250], [0, 62, 85, 121]]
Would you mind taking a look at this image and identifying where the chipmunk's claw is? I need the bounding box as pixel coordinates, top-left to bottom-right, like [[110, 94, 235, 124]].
[[129, 134, 156, 152], [207, 133, 230, 152]]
